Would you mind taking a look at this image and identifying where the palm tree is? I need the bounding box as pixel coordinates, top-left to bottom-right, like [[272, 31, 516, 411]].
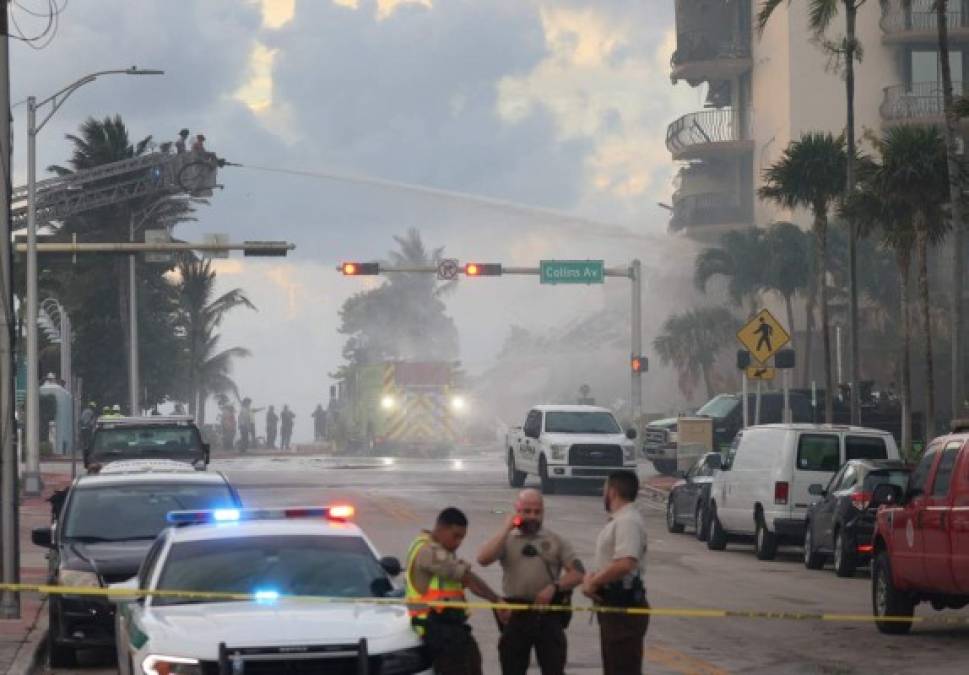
[[846, 162, 916, 453], [176, 258, 256, 421], [653, 307, 738, 401], [759, 132, 847, 422], [763, 222, 811, 371], [758, 0, 865, 424], [868, 125, 951, 443], [694, 228, 767, 314]]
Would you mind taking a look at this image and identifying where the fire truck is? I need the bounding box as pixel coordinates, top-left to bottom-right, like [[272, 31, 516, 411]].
[[328, 361, 467, 457]]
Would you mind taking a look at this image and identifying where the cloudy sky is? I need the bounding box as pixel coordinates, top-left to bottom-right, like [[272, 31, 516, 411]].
[[11, 0, 708, 440]]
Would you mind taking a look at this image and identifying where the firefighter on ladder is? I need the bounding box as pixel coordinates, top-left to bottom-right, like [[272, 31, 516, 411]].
[[405, 507, 503, 675]]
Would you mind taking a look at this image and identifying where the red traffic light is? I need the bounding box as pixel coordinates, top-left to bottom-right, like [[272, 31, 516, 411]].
[[464, 263, 502, 276], [631, 356, 648, 373], [341, 262, 379, 275]]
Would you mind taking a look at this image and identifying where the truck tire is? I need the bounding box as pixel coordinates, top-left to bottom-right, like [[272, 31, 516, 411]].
[[539, 457, 557, 495], [754, 516, 778, 561], [872, 551, 914, 634], [803, 522, 825, 570], [507, 452, 526, 488], [695, 500, 710, 542], [833, 529, 857, 578], [707, 505, 728, 551], [666, 498, 685, 533], [47, 604, 77, 668]]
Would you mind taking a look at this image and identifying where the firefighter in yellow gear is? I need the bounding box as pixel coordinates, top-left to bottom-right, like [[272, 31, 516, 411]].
[[405, 507, 502, 675]]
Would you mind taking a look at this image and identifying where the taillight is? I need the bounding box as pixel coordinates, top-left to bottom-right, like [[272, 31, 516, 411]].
[[856, 543, 873, 554], [774, 481, 789, 505], [851, 492, 872, 510]]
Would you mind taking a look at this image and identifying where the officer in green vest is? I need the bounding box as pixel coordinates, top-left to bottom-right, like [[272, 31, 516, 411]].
[[405, 507, 502, 675]]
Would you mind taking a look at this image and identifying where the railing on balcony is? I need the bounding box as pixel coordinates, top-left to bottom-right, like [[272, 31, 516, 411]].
[[670, 192, 751, 233], [881, 81, 964, 121], [666, 108, 752, 155], [881, 6, 968, 34], [671, 30, 751, 69]]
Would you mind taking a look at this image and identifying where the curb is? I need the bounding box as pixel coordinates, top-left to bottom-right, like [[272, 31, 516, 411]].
[[5, 599, 46, 675]]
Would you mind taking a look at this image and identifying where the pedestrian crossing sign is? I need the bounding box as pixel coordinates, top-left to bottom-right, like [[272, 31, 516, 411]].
[[737, 309, 790, 364]]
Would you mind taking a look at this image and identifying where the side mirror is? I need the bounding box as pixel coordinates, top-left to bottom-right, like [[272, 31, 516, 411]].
[[705, 454, 723, 471], [871, 483, 904, 509], [808, 483, 826, 497], [905, 486, 923, 501], [676, 469, 688, 480], [379, 556, 402, 577], [625, 428, 638, 440], [31, 527, 53, 549], [202, 443, 211, 463], [370, 577, 394, 598], [108, 577, 142, 604]]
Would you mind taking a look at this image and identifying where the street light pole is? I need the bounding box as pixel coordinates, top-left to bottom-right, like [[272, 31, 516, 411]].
[[23, 67, 163, 495], [129, 213, 139, 415]]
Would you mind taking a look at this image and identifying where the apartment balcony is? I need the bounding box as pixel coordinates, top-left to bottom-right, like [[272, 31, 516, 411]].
[[880, 81, 965, 125], [670, 191, 752, 238], [670, 30, 752, 85], [666, 108, 754, 161], [881, 4, 969, 44]]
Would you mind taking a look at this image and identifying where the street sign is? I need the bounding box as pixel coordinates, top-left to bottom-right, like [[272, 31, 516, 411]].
[[540, 260, 604, 285], [737, 309, 790, 364], [746, 364, 776, 381], [202, 233, 229, 260], [437, 258, 459, 281], [144, 229, 173, 263]]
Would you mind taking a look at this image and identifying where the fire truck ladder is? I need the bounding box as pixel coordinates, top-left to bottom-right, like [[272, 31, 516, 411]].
[[11, 150, 221, 228]]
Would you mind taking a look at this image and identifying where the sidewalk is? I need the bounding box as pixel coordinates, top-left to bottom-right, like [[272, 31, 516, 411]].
[[0, 472, 74, 675]]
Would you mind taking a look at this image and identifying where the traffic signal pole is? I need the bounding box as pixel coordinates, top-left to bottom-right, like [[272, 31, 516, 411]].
[[339, 258, 645, 421]]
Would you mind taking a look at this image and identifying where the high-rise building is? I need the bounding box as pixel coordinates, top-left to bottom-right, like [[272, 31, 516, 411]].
[[666, 0, 967, 240]]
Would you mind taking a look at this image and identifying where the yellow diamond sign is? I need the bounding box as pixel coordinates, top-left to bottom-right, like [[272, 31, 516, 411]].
[[737, 309, 790, 364]]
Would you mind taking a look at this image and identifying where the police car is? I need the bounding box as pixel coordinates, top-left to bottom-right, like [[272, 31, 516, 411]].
[[113, 505, 431, 674]]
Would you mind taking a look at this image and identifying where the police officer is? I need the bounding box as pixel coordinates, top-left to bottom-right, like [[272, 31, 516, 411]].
[[405, 507, 502, 675], [583, 470, 650, 675], [477, 489, 584, 675]]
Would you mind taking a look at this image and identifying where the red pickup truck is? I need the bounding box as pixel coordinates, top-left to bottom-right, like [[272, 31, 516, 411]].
[[871, 424, 969, 633]]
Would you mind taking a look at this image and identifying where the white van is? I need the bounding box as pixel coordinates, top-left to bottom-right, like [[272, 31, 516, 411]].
[[706, 424, 900, 560]]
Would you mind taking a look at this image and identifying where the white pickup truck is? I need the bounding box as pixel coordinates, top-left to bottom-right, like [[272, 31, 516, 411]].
[[505, 405, 638, 494]]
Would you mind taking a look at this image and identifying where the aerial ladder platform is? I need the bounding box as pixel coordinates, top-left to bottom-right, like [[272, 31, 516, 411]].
[[11, 150, 221, 228]]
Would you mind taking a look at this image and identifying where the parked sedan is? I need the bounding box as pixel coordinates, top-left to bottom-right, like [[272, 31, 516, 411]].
[[666, 452, 722, 541], [803, 458, 910, 577]]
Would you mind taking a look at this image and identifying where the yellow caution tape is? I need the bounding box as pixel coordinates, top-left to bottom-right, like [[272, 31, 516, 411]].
[[0, 582, 957, 625]]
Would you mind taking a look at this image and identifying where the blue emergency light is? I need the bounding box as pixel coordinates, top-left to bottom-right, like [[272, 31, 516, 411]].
[[166, 505, 355, 525]]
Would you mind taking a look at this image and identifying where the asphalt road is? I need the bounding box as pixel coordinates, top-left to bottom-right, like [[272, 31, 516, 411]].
[[42, 449, 969, 674]]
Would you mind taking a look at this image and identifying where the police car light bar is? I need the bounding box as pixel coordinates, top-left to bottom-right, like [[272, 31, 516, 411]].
[[167, 505, 355, 525]]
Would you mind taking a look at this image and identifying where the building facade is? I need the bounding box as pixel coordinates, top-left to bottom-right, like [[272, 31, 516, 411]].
[[667, 0, 969, 240]]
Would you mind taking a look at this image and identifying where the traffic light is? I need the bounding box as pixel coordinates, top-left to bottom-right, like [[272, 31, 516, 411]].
[[341, 262, 380, 275], [464, 262, 502, 276], [631, 356, 648, 373]]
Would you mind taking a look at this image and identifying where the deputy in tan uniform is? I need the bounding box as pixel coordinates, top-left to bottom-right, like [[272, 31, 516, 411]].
[[583, 470, 650, 675], [405, 507, 502, 675], [477, 489, 584, 675]]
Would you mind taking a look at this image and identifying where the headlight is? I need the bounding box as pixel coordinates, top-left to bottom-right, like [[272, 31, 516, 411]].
[[142, 655, 202, 675], [380, 395, 396, 410], [380, 646, 430, 675], [623, 444, 635, 461], [549, 444, 569, 460], [59, 569, 100, 588], [450, 395, 467, 412], [669, 432, 679, 444]]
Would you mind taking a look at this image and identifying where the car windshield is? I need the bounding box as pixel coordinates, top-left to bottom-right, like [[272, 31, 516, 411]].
[[863, 469, 910, 493], [152, 535, 388, 606], [62, 483, 236, 542], [696, 395, 739, 420], [544, 412, 621, 434], [90, 426, 204, 463]]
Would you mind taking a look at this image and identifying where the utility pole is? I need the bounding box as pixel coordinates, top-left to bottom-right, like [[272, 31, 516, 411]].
[[0, 0, 21, 619], [630, 259, 643, 421]]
